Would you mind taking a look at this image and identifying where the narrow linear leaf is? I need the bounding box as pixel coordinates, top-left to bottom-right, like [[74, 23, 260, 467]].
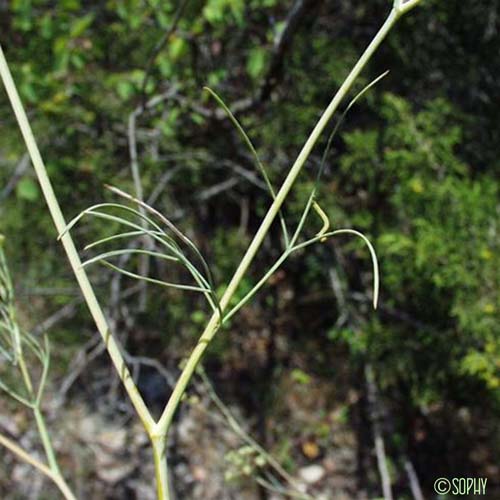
[[84, 230, 164, 251], [204, 86, 290, 245], [292, 229, 380, 309], [312, 201, 330, 242], [105, 185, 222, 317], [81, 249, 179, 268], [100, 260, 212, 294], [293, 71, 391, 246]]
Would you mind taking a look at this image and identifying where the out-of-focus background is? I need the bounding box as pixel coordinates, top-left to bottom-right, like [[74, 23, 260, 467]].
[[0, 0, 499, 498]]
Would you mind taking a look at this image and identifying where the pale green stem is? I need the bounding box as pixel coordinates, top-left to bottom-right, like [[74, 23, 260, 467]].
[[256, 476, 311, 499], [33, 406, 61, 475], [156, 5, 409, 435], [223, 250, 290, 324], [51, 473, 78, 500], [152, 436, 170, 500], [19, 353, 61, 475], [199, 368, 308, 496], [17, 342, 34, 394], [225, 226, 380, 324], [15, 298, 69, 488], [0, 3, 421, 499], [0, 432, 76, 500], [0, 45, 154, 433]]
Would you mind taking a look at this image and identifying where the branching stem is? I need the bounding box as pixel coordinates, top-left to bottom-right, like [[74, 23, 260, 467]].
[[0, 2, 422, 499], [0, 45, 154, 433], [156, 3, 416, 438], [0, 432, 76, 500]]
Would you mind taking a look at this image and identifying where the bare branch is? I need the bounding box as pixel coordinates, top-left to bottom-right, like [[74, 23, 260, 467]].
[[140, 0, 190, 104], [0, 153, 30, 202]]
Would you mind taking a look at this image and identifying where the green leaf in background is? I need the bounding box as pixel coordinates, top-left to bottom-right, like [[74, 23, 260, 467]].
[[169, 36, 187, 61], [70, 13, 94, 38], [203, 0, 245, 25], [246, 47, 267, 80], [291, 369, 312, 385], [16, 178, 40, 202]]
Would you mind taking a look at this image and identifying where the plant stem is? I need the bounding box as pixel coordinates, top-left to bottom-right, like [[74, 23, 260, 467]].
[[152, 435, 170, 500], [0, 431, 52, 477], [16, 335, 61, 475], [0, 2, 422, 498], [0, 432, 76, 500], [0, 45, 154, 433], [157, 5, 408, 435], [199, 368, 306, 495], [34, 406, 61, 475], [223, 250, 290, 324], [52, 474, 78, 500], [17, 347, 34, 394]]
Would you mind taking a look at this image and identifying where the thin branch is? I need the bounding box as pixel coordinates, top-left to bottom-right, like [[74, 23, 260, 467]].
[[0, 152, 30, 202], [0, 44, 155, 432], [0, 432, 76, 500], [365, 363, 393, 500], [128, 88, 178, 310], [197, 368, 307, 496], [140, 0, 190, 103], [258, 0, 321, 105], [404, 457, 424, 500], [33, 299, 81, 335], [396, 0, 423, 15], [255, 476, 311, 500], [196, 177, 240, 201], [0, 432, 54, 481], [156, 4, 409, 436], [204, 87, 290, 245], [147, 166, 181, 205], [228, 0, 322, 116]]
